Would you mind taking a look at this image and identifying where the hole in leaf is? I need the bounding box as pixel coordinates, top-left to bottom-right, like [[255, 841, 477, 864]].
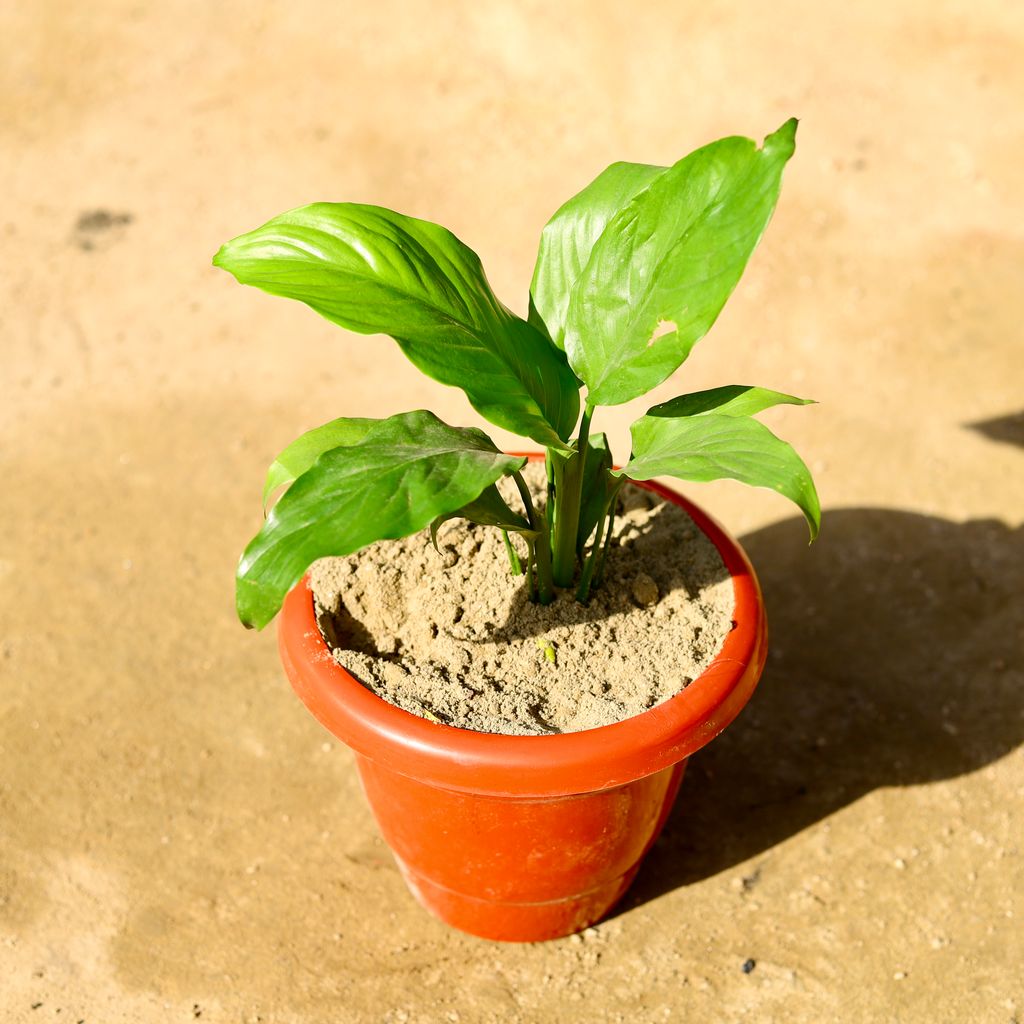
[[646, 319, 677, 348]]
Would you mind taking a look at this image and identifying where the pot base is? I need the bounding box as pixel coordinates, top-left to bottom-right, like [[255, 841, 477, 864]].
[[356, 755, 686, 942], [395, 856, 642, 943]]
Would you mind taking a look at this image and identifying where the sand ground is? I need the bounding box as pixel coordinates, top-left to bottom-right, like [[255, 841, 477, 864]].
[[2, 2, 1022, 1021]]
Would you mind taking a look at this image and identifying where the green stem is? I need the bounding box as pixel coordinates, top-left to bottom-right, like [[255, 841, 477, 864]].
[[545, 456, 555, 533], [501, 530, 522, 575], [525, 539, 537, 602], [550, 404, 593, 588], [514, 470, 554, 604], [514, 471, 537, 527], [594, 479, 623, 588], [575, 500, 609, 603], [531, 513, 555, 605]]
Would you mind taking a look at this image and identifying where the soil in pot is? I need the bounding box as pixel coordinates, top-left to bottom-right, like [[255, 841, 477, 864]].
[[309, 464, 735, 736]]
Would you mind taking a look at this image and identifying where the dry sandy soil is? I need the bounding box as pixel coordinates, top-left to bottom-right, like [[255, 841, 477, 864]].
[[2, 2, 1022, 1021]]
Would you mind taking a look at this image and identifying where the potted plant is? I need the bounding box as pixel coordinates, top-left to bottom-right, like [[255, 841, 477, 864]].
[[214, 118, 819, 942]]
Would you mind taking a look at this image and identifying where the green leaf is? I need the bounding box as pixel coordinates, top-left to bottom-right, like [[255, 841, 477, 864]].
[[576, 432, 614, 553], [565, 119, 799, 406], [262, 415, 378, 507], [429, 483, 532, 551], [530, 161, 666, 349], [618, 411, 820, 540], [236, 411, 527, 629], [647, 385, 815, 420], [214, 203, 579, 448]]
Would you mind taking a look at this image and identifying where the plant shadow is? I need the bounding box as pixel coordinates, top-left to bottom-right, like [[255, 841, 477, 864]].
[[621, 507, 1024, 909], [966, 410, 1024, 451]]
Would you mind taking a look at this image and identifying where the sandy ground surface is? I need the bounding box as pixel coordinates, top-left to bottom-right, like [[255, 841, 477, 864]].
[[2, 2, 1022, 1021]]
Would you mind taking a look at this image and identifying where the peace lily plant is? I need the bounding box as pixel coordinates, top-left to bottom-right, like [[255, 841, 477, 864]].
[[216, 118, 819, 631]]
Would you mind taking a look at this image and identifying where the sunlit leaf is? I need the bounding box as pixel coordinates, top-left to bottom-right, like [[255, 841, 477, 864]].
[[619, 410, 820, 540], [215, 203, 579, 447], [262, 415, 378, 507], [566, 120, 798, 406], [647, 385, 814, 420], [530, 162, 666, 349], [236, 411, 526, 628]]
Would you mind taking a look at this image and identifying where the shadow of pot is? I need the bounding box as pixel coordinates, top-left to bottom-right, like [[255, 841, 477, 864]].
[[622, 508, 1024, 911], [278, 471, 767, 942]]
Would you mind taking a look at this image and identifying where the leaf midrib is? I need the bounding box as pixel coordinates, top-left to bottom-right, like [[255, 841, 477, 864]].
[[243, 230, 492, 340], [255, 233, 568, 431], [580, 140, 779, 399], [258, 447, 515, 552]]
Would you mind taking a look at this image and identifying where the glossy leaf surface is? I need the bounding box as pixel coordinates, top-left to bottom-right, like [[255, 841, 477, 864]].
[[262, 415, 378, 507], [530, 162, 666, 349], [215, 203, 579, 447], [566, 120, 798, 406], [646, 384, 814, 420], [619, 410, 820, 540], [236, 411, 526, 628]]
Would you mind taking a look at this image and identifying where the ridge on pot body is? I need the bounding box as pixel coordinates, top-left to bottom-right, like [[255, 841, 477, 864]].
[[278, 467, 768, 942]]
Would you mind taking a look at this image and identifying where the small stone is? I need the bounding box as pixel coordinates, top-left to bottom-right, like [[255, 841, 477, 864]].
[[631, 573, 659, 607], [893, 970, 907, 980], [741, 958, 756, 974]]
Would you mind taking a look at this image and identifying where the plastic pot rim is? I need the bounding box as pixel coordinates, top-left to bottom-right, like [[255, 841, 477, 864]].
[[279, 457, 768, 799]]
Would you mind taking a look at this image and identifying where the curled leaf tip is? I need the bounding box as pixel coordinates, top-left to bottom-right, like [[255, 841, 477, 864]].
[[212, 243, 230, 269], [766, 117, 799, 157]]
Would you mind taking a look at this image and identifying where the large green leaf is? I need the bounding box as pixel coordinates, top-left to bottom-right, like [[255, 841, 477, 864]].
[[529, 161, 666, 349], [214, 203, 579, 447], [262, 415, 378, 507], [618, 411, 820, 540], [565, 119, 798, 406], [236, 411, 527, 629], [647, 385, 814, 420]]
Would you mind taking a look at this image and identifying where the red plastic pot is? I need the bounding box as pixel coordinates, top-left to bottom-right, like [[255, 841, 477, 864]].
[[278, 463, 767, 942]]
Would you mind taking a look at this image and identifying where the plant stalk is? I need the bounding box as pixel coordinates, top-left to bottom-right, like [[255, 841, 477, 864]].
[[594, 478, 623, 588], [514, 470, 554, 604], [501, 530, 522, 575], [531, 515, 555, 604], [575, 500, 609, 603], [525, 539, 537, 602], [550, 404, 593, 588], [545, 455, 555, 534]]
